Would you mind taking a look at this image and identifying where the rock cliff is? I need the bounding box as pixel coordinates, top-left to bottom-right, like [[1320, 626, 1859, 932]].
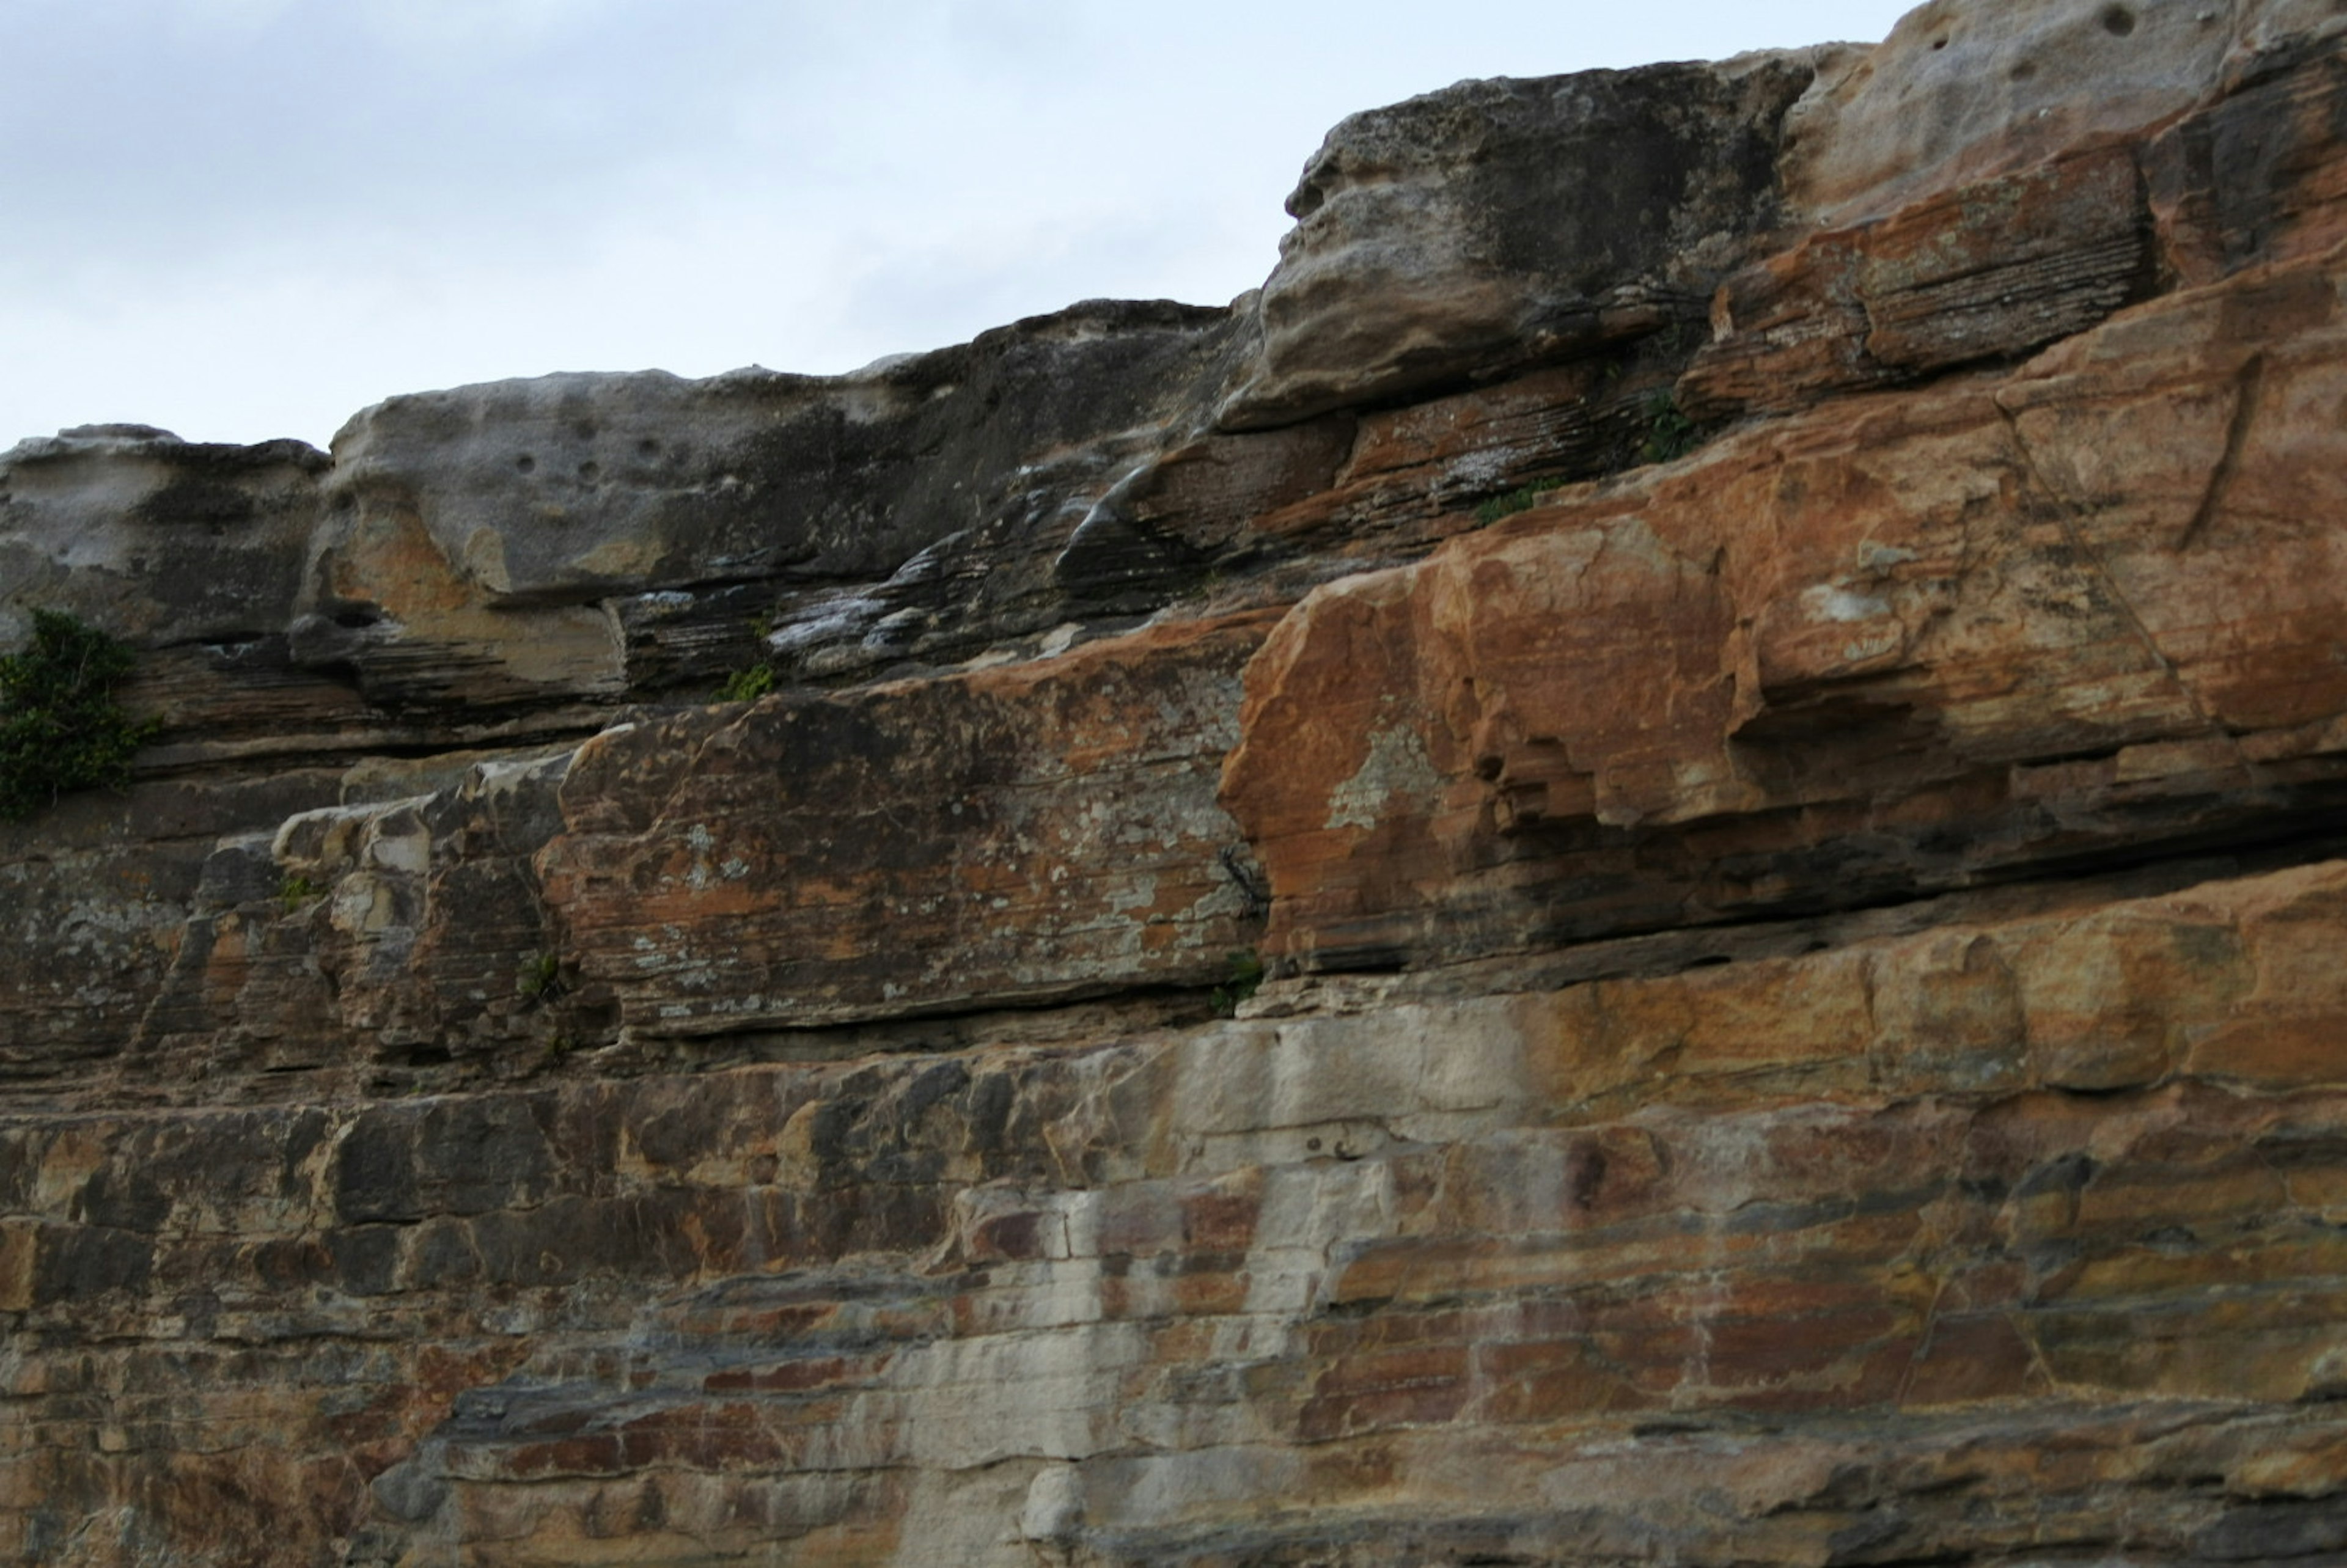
[[9, 2, 2347, 1563]]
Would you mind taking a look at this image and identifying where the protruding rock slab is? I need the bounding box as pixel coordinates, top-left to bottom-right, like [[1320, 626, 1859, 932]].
[[297, 301, 1246, 710], [1690, 38, 2347, 423], [0, 425, 326, 647], [540, 612, 1280, 1036], [325, 301, 1241, 609], [1682, 143, 2156, 419], [1217, 53, 1826, 430], [1226, 249, 2347, 974]]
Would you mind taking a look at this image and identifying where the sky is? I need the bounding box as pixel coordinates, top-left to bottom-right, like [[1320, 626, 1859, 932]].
[[1, 0, 1917, 451]]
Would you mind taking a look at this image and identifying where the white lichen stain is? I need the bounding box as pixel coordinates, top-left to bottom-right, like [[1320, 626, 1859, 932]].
[[1841, 629, 1906, 663], [1447, 449, 1511, 489], [1106, 875, 1158, 915], [1801, 583, 1893, 624], [1325, 724, 1442, 831], [365, 827, 430, 876], [684, 822, 718, 891]]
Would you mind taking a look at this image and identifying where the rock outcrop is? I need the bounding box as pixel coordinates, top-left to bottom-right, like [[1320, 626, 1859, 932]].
[[9, 1, 2347, 1563]]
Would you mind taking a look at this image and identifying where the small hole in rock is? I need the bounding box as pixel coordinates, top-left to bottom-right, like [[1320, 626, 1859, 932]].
[[515, 455, 536, 474], [636, 438, 659, 458], [2101, 4, 2136, 35], [578, 461, 601, 482], [1931, 35, 1948, 48], [2011, 59, 2037, 81]]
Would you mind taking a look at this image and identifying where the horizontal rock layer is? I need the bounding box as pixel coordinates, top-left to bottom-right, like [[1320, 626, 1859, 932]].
[[1226, 241, 2347, 974], [7, 860, 2347, 1563], [8, 1, 2347, 1563]]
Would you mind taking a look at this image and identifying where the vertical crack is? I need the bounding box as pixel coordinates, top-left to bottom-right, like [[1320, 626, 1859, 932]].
[[1993, 394, 2264, 791], [2178, 351, 2267, 555], [1893, 1269, 1951, 1410]]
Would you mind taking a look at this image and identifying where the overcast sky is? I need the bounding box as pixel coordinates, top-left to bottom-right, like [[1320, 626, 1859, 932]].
[[2, 0, 1916, 450]]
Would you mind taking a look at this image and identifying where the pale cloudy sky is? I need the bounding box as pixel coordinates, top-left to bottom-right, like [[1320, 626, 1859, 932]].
[[1, 0, 1915, 449]]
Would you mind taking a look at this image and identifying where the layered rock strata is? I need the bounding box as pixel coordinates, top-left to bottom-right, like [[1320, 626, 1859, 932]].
[[8, 1, 2347, 1563]]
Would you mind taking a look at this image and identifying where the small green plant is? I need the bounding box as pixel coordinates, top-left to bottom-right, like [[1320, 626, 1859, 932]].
[[715, 664, 776, 703], [1210, 950, 1266, 1018], [1637, 390, 1700, 466], [516, 950, 564, 1005], [278, 874, 325, 913], [1473, 477, 1568, 527], [0, 610, 158, 821]]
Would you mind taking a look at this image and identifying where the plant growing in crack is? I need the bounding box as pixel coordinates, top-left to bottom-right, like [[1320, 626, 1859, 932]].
[[0, 609, 159, 821], [516, 950, 566, 1006], [277, 874, 326, 914], [714, 663, 776, 703], [1211, 950, 1266, 1018], [1474, 477, 1568, 527], [712, 612, 784, 703], [1637, 390, 1701, 466]]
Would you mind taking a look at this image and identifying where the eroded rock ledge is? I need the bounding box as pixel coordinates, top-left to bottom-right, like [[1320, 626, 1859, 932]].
[[8, 2, 2347, 1563]]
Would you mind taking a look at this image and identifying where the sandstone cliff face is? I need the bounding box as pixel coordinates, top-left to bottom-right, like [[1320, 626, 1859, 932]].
[[9, 2, 2347, 1563]]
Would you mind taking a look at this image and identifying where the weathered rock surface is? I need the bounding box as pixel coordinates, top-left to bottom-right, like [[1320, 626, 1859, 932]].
[[1780, 0, 2347, 226], [540, 610, 1277, 1038], [9, 0, 2347, 1562], [9, 859, 2347, 1563], [0, 425, 326, 650], [1228, 241, 2347, 974], [305, 301, 1249, 711], [1216, 53, 1828, 429]]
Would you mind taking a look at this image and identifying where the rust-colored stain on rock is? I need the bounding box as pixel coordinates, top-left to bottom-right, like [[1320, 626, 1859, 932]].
[[8, 4, 2347, 1563]]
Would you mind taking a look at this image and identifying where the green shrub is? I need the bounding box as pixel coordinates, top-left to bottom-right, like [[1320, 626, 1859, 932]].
[[715, 664, 776, 703], [516, 950, 564, 1003], [278, 874, 325, 913], [1211, 950, 1266, 1018], [0, 610, 158, 822], [1637, 391, 1700, 466], [1474, 477, 1568, 526]]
